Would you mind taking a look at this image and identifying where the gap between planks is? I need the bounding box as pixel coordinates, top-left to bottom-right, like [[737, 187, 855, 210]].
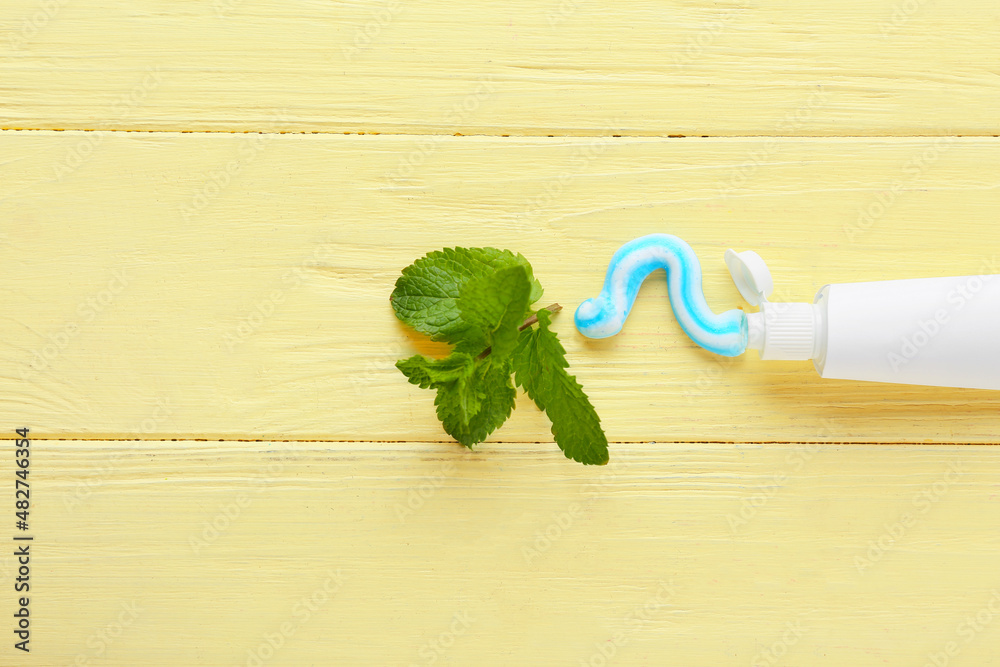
[[1, 127, 998, 139]]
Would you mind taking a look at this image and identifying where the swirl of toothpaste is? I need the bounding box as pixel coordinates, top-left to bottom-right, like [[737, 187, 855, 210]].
[[575, 234, 748, 357]]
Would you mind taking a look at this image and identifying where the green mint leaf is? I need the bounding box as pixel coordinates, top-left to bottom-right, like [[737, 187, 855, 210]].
[[435, 359, 517, 447], [397, 352, 516, 448], [396, 352, 476, 390], [512, 309, 609, 465], [526, 273, 543, 305], [457, 264, 531, 359], [390, 247, 543, 343], [398, 352, 483, 439]]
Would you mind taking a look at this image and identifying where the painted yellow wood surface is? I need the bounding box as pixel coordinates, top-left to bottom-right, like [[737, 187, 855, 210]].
[[2, 131, 999, 443], [2, 1, 1000, 135], [3, 1, 1000, 664], [13, 440, 999, 666]]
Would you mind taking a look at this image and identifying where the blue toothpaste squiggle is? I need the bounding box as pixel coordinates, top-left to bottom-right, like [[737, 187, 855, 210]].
[[575, 234, 748, 357]]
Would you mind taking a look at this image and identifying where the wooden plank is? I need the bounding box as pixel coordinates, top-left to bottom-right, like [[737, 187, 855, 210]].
[[2, 1, 999, 135], [15, 439, 1000, 664], [2, 130, 1000, 443]]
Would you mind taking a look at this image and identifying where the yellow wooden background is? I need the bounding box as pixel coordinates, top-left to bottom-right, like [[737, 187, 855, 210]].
[[3, 2, 1000, 665]]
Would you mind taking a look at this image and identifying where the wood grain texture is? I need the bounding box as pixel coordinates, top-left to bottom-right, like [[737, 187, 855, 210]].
[[2, 1, 1000, 135], [18, 439, 1000, 665], [3, 2, 1000, 656], [3, 130, 1000, 443]]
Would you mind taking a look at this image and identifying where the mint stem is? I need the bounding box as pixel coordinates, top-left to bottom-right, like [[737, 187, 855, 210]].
[[477, 303, 562, 360]]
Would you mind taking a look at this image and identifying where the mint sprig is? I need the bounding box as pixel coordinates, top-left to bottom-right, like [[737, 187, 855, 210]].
[[391, 247, 608, 465]]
